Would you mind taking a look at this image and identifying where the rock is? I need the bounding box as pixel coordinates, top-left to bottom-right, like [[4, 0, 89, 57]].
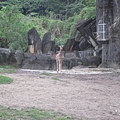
[[0, 48, 87, 70], [42, 41, 56, 54], [79, 38, 92, 51], [9, 49, 17, 66], [81, 56, 101, 67], [64, 38, 75, 51], [63, 57, 81, 69], [63, 52, 81, 69], [76, 19, 98, 51], [72, 41, 80, 51], [28, 27, 42, 54], [24, 53, 36, 61], [21, 51, 81, 70], [0, 48, 12, 65], [42, 32, 52, 43], [15, 50, 24, 67], [22, 54, 55, 70], [42, 32, 56, 54]]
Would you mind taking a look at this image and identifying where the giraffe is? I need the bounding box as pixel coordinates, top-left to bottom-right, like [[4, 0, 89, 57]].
[[56, 45, 64, 72]]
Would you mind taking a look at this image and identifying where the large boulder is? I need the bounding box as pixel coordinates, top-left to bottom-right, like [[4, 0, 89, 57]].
[[63, 57, 81, 69], [63, 52, 82, 69], [81, 56, 101, 67], [22, 53, 55, 70], [0, 48, 12, 65], [42, 41, 56, 54], [42, 32, 56, 54], [14, 50, 24, 67], [42, 32, 52, 43], [0, 48, 24, 67], [28, 27, 42, 54]]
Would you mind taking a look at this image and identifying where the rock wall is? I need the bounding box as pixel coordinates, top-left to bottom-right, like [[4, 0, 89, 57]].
[[0, 47, 102, 70], [108, 0, 120, 67], [96, 0, 120, 68]]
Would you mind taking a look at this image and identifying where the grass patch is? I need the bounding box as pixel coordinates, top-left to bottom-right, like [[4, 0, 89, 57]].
[[91, 68, 113, 72], [41, 72, 50, 76], [0, 106, 75, 120], [0, 65, 16, 73], [0, 75, 13, 84], [52, 77, 59, 81], [0, 65, 16, 69]]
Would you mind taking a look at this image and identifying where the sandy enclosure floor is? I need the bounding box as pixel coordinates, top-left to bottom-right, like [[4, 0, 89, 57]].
[[0, 68, 120, 120]]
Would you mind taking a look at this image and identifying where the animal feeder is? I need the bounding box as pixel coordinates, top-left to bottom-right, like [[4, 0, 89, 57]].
[[97, 21, 108, 41]]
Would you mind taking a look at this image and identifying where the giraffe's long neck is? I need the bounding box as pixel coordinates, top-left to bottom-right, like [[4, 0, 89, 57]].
[[59, 49, 62, 56]]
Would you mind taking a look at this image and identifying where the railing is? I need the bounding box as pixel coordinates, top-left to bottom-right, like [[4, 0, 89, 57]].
[[78, 50, 94, 58]]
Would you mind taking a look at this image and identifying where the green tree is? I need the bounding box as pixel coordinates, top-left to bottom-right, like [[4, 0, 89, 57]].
[[79, 0, 96, 19], [0, 0, 96, 49], [0, 0, 96, 18], [0, 5, 28, 51]]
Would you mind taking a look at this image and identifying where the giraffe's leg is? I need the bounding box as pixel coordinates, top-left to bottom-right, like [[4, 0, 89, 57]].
[[60, 60, 62, 72], [56, 61, 59, 72], [58, 62, 60, 73], [59, 60, 62, 72]]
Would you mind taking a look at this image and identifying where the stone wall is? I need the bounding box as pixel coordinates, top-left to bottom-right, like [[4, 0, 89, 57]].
[[108, 0, 120, 68], [96, 0, 120, 68]]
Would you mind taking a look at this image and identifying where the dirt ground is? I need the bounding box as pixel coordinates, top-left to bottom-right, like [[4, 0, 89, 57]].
[[0, 68, 120, 120]]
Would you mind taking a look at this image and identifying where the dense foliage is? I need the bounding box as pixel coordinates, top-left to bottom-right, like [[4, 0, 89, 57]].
[[0, 0, 96, 17], [0, 0, 96, 51]]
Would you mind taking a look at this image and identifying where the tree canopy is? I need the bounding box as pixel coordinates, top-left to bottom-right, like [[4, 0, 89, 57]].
[[0, 0, 96, 51], [0, 0, 96, 17]]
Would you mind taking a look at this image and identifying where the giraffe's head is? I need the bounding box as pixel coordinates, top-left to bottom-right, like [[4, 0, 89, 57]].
[[59, 45, 63, 50]]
